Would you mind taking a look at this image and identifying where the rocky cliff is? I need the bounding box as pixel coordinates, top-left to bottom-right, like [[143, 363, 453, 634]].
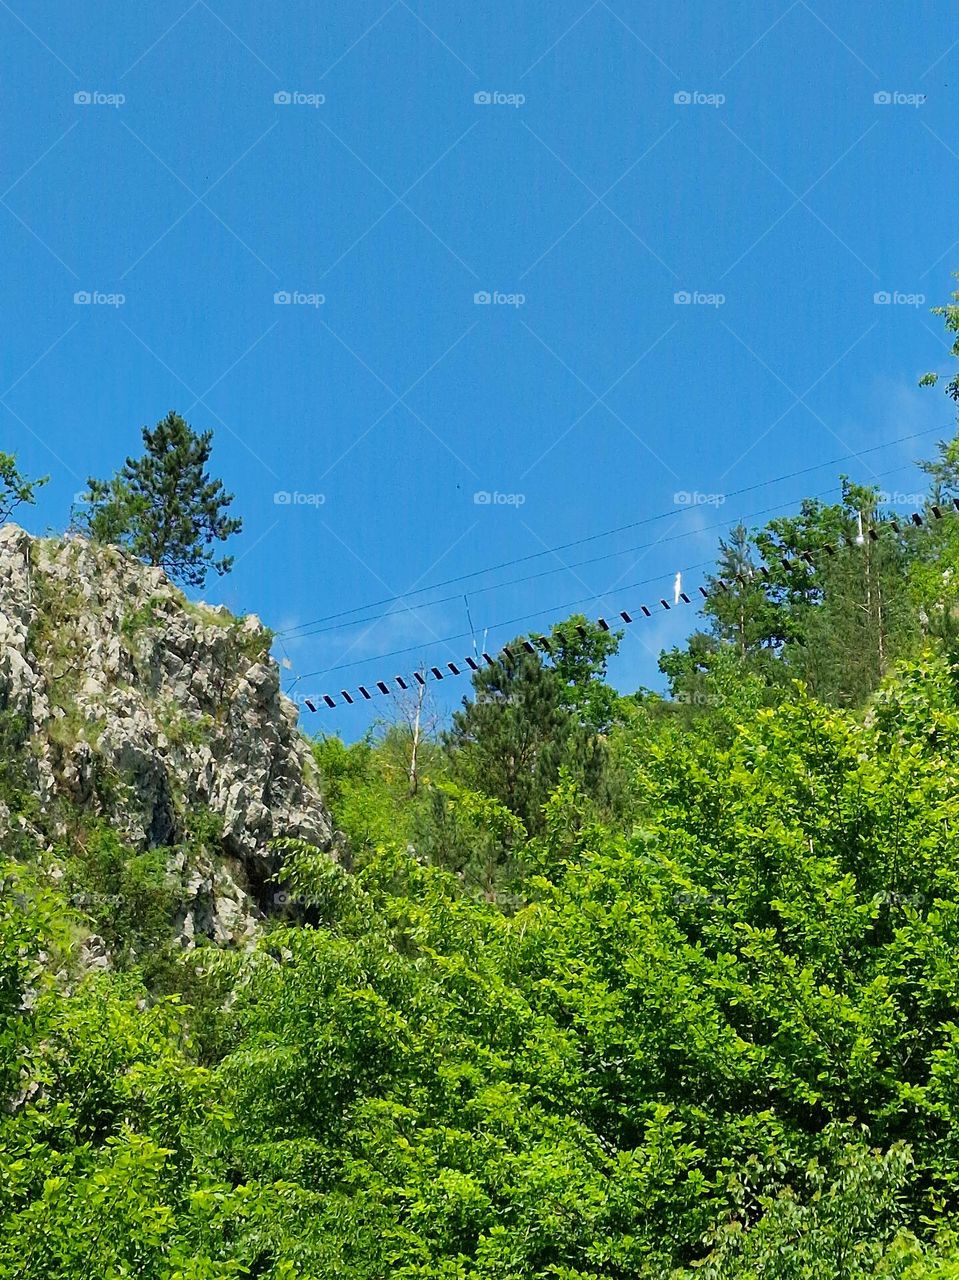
[[0, 524, 333, 950]]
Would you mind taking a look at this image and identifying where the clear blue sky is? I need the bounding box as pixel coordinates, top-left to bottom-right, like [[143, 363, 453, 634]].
[[4, 0, 957, 737]]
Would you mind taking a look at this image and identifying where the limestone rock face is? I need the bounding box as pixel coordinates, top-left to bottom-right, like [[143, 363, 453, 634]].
[[0, 525, 334, 946]]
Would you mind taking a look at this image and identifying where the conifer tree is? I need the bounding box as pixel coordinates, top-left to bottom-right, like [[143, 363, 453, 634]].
[[76, 412, 242, 587], [446, 615, 619, 832]]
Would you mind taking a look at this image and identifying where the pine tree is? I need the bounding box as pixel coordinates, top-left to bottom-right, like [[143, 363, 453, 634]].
[[76, 412, 242, 587], [445, 617, 619, 832], [705, 523, 783, 660]]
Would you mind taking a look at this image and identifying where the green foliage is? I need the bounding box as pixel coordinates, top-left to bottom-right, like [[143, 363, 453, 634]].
[[0, 452, 46, 524], [663, 479, 921, 711], [412, 778, 528, 896], [26, 564, 89, 700], [75, 472, 151, 548], [0, 708, 38, 819], [62, 823, 179, 964], [74, 412, 242, 587], [122, 593, 172, 640], [19, 310, 959, 1270], [682, 1137, 923, 1279], [195, 657, 959, 1273], [0, 862, 66, 1101], [920, 272, 959, 403], [655, 638, 775, 747], [311, 732, 414, 858], [446, 615, 621, 834], [182, 604, 274, 666], [159, 704, 216, 748], [13, 645, 959, 1272]]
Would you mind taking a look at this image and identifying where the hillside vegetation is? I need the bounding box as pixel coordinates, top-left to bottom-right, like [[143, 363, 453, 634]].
[[11, 329, 959, 1272]]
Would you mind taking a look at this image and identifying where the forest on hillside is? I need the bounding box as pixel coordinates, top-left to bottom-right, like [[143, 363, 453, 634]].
[[8, 300, 959, 1275]]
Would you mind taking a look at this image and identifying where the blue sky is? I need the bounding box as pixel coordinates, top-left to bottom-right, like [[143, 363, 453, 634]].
[[3, 0, 957, 737]]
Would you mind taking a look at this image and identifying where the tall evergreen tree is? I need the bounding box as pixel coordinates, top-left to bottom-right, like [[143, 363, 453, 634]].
[[446, 615, 619, 832], [706, 523, 788, 661], [76, 412, 242, 587]]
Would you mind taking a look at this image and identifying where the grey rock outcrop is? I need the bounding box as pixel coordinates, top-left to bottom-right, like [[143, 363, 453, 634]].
[[0, 524, 334, 947]]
